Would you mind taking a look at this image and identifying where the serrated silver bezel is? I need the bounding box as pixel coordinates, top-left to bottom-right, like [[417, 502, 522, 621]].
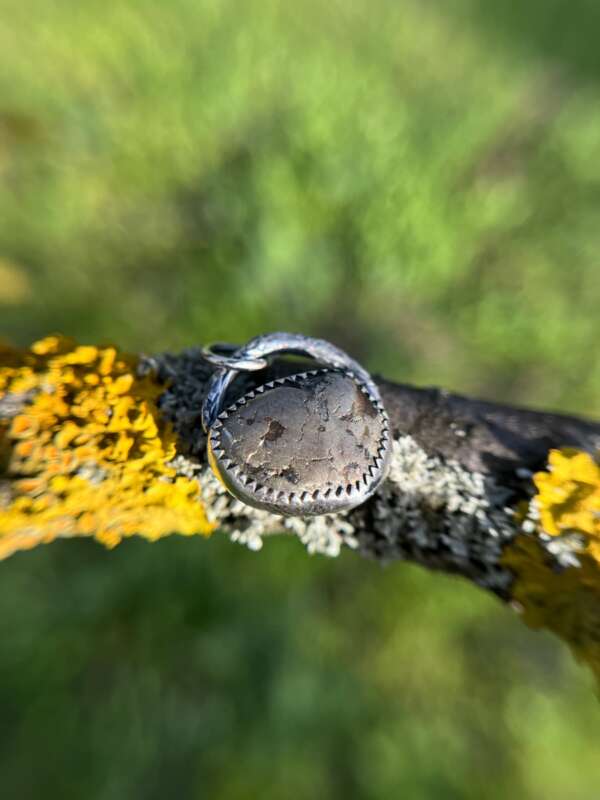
[[207, 367, 391, 516]]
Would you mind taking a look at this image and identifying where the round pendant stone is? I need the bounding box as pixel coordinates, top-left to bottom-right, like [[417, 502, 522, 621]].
[[207, 368, 391, 516]]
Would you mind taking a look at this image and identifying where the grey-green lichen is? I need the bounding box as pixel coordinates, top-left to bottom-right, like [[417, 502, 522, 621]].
[[167, 429, 520, 596], [169, 452, 357, 557], [353, 437, 519, 594]]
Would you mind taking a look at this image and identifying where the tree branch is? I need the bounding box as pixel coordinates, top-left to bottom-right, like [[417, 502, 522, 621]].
[[2, 336, 600, 682]]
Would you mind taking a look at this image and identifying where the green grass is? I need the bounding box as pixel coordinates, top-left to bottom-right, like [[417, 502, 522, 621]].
[[1, 1, 600, 797]]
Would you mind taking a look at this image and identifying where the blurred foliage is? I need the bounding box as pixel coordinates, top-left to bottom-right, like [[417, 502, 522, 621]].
[[0, 0, 599, 797]]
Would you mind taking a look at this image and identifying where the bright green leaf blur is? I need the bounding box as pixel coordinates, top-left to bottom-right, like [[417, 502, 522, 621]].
[[1, 0, 599, 797]]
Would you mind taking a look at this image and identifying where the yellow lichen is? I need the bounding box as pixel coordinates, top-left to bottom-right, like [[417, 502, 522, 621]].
[[503, 448, 600, 682], [534, 448, 600, 548], [0, 336, 215, 559]]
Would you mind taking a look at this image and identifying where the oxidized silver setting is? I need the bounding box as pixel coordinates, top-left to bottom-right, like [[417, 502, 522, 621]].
[[201, 333, 391, 516]]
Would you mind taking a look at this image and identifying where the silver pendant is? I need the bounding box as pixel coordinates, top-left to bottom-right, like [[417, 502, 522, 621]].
[[201, 333, 391, 516]]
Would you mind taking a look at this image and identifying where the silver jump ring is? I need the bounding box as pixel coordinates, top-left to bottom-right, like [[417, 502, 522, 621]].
[[201, 332, 391, 517], [201, 345, 268, 372]]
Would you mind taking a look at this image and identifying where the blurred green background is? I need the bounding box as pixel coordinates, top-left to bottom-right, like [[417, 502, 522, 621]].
[[1, 0, 600, 796]]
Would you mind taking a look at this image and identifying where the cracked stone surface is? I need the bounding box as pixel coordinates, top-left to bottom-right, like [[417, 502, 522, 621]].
[[210, 370, 390, 515]]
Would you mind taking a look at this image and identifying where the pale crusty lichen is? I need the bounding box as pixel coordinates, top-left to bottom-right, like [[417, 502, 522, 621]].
[[0, 336, 215, 559], [358, 436, 517, 593], [196, 462, 358, 557], [504, 449, 600, 681]]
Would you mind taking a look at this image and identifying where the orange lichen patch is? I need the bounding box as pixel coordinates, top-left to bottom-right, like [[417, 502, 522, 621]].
[[0, 336, 215, 560], [503, 448, 600, 683], [10, 414, 39, 438]]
